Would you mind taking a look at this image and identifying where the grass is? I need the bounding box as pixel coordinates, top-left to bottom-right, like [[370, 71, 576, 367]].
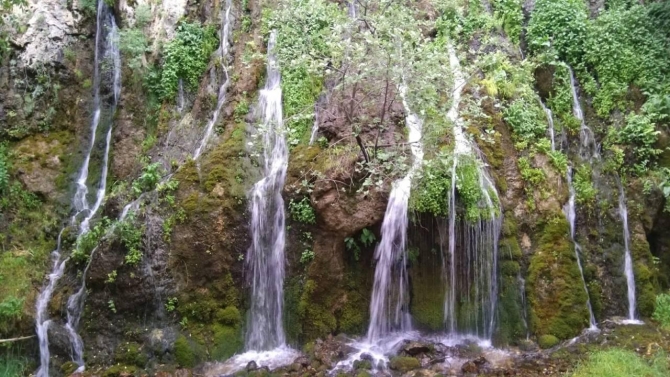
[[569, 348, 668, 377], [0, 347, 29, 377]]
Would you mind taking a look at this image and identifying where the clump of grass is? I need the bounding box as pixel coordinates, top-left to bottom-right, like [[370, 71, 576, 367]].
[[570, 348, 668, 377], [0, 346, 30, 377]]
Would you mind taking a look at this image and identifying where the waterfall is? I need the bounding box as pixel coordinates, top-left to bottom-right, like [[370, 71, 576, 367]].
[[442, 45, 502, 340], [366, 84, 423, 342], [193, 0, 232, 160], [244, 30, 288, 350], [568, 68, 597, 160], [539, 99, 556, 152], [177, 79, 185, 113], [617, 182, 640, 322], [564, 167, 598, 330], [35, 2, 120, 375], [517, 274, 529, 339], [308, 108, 319, 145]]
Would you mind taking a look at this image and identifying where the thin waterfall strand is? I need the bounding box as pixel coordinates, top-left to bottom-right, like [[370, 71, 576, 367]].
[[35, 2, 120, 375], [618, 182, 639, 322], [564, 167, 598, 330], [193, 0, 232, 160]]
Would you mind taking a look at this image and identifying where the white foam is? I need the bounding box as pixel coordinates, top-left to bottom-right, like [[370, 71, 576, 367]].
[[206, 347, 301, 376]]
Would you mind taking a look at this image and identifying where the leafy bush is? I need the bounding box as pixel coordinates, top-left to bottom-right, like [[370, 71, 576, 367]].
[[132, 162, 162, 195], [359, 228, 376, 247], [0, 296, 23, 321], [491, 0, 523, 43], [652, 292, 670, 330], [503, 99, 547, 144], [573, 165, 596, 208], [527, 0, 589, 65], [117, 216, 144, 266], [614, 114, 661, 174], [147, 22, 218, 100], [583, 4, 669, 116], [288, 197, 316, 224], [410, 158, 452, 216], [119, 28, 148, 77]]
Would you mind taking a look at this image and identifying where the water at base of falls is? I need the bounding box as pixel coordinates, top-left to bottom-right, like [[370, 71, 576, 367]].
[[203, 347, 301, 376]]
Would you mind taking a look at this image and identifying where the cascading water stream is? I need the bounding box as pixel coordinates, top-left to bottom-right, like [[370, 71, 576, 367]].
[[443, 44, 501, 341], [366, 84, 423, 342], [564, 167, 598, 330], [617, 181, 640, 323], [568, 68, 597, 160], [35, 2, 120, 375], [244, 30, 288, 351], [193, 0, 232, 161], [539, 99, 556, 152], [308, 108, 319, 145]]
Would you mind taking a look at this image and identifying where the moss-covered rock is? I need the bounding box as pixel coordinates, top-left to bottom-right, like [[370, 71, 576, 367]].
[[389, 356, 420, 372], [174, 334, 204, 368], [212, 324, 243, 360], [102, 364, 139, 377], [538, 334, 560, 349], [216, 306, 242, 327], [114, 341, 148, 367], [528, 216, 590, 340]]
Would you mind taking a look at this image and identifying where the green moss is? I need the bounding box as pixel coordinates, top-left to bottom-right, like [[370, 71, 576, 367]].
[[299, 280, 337, 340], [216, 306, 242, 327], [500, 260, 520, 276], [495, 274, 527, 346], [60, 361, 78, 376], [174, 334, 201, 368], [389, 356, 420, 372], [338, 289, 367, 335], [353, 360, 372, 370], [114, 341, 148, 367], [211, 324, 243, 360], [538, 334, 559, 349], [528, 216, 590, 339], [410, 246, 445, 331], [102, 364, 138, 377]]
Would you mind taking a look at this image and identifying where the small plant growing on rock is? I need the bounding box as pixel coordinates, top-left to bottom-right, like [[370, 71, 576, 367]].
[[289, 197, 316, 224], [165, 297, 178, 313], [360, 228, 376, 247]]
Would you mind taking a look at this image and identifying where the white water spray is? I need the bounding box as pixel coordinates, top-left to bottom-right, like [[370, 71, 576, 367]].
[[568, 68, 597, 160]]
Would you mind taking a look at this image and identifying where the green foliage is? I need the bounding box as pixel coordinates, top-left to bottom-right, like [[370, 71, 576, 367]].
[[0, 350, 29, 377], [345, 237, 361, 261], [108, 299, 117, 313], [610, 113, 661, 174], [146, 22, 218, 100], [78, 0, 96, 16], [288, 197, 316, 224], [573, 166, 597, 208], [0, 296, 23, 322], [105, 270, 117, 284], [504, 99, 547, 145], [215, 306, 241, 326], [165, 297, 178, 313], [584, 4, 669, 116], [359, 228, 376, 248], [134, 4, 151, 27], [527, 0, 589, 66], [410, 157, 452, 216], [72, 217, 111, 263], [652, 292, 670, 330], [660, 168, 670, 213], [548, 151, 569, 175], [569, 348, 668, 377], [517, 157, 545, 187], [116, 216, 144, 266], [300, 249, 315, 264], [132, 162, 162, 196], [491, 0, 523, 43], [119, 28, 148, 80]]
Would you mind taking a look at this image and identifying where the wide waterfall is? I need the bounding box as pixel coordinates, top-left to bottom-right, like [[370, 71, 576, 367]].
[[443, 45, 502, 341], [35, 1, 121, 375], [366, 85, 424, 342], [244, 30, 288, 351]]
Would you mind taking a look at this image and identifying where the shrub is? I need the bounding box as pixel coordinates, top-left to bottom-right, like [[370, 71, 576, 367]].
[[652, 292, 670, 330], [147, 22, 218, 100], [526, 0, 589, 65]]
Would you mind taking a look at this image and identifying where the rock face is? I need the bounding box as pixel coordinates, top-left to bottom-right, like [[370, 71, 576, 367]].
[[12, 0, 81, 67]]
